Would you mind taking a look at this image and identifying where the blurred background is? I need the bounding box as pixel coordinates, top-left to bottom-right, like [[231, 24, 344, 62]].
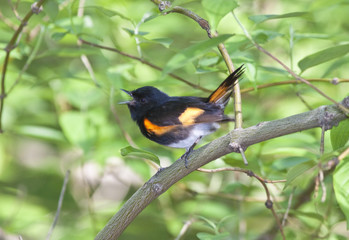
[[0, 0, 348, 239]]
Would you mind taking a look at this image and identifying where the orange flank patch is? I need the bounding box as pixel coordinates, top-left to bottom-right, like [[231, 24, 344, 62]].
[[208, 85, 228, 103], [178, 107, 205, 125], [143, 108, 204, 135], [143, 118, 175, 135]]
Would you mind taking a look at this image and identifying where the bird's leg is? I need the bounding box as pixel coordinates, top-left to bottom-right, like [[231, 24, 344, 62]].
[[181, 136, 203, 168]]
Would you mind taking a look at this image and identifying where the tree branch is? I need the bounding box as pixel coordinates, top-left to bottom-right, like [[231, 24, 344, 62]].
[[95, 97, 349, 240], [0, 0, 47, 133]]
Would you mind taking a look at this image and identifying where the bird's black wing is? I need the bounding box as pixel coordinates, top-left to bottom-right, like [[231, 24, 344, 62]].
[[144, 97, 226, 127]]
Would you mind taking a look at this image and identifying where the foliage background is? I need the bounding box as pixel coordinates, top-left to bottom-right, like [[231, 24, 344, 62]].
[[0, 0, 349, 239]]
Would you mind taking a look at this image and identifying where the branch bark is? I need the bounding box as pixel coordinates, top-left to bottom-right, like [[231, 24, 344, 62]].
[[95, 97, 349, 240], [0, 0, 47, 133]]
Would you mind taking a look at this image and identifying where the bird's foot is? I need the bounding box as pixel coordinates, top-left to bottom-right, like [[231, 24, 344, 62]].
[[181, 136, 203, 169]]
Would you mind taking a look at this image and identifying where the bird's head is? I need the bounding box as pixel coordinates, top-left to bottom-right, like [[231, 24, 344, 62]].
[[120, 86, 169, 121]]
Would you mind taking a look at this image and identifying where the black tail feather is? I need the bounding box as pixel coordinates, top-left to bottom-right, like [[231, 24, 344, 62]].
[[207, 65, 245, 105]]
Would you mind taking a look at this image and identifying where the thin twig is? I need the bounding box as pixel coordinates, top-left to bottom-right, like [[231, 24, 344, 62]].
[[80, 164, 99, 235], [296, 92, 313, 110], [0, 0, 47, 133], [174, 217, 196, 240], [240, 79, 349, 94], [197, 167, 286, 183], [7, 26, 46, 94], [338, 146, 349, 161], [282, 188, 294, 226], [7, 0, 22, 21], [320, 124, 325, 155], [46, 170, 70, 240], [233, 12, 349, 115], [197, 167, 285, 239], [169, 6, 211, 37], [76, 0, 99, 87], [215, 38, 243, 128], [319, 169, 326, 202], [210, 192, 286, 202], [0, 11, 18, 30], [239, 145, 248, 165], [316, 125, 326, 202], [270, 207, 285, 239], [79, 38, 210, 92], [250, 174, 285, 240]]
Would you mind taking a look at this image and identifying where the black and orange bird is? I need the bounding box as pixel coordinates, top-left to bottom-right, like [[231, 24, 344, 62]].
[[120, 65, 244, 167]]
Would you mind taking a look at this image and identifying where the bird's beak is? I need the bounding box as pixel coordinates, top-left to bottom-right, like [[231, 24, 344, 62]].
[[119, 89, 133, 105]]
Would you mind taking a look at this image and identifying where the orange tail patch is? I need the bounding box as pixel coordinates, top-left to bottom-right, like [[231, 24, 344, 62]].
[[208, 65, 244, 104]]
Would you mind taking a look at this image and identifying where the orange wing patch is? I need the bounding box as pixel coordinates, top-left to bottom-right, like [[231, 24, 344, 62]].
[[144, 118, 175, 135], [178, 107, 205, 125], [144, 108, 204, 135]]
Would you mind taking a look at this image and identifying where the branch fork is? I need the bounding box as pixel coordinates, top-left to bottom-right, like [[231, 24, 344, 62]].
[[31, 2, 44, 14]]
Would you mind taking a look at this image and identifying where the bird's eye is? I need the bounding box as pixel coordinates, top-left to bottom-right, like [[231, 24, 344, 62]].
[[140, 98, 146, 103]]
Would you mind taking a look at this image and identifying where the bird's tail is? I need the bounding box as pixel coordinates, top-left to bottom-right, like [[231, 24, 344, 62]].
[[207, 65, 244, 105]]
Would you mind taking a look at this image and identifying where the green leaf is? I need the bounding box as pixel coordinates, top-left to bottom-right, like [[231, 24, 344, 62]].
[[333, 159, 349, 229], [259, 66, 289, 75], [44, 0, 59, 20], [123, 28, 149, 36], [120, 146, 160, 165], [51, 31, 69, 41], [197, 215, 217, 232], [197, 232, 230, 240], [272, 156, 311, 170], [223, 182, 251, 194], [252, 30, 284, 44], [287, 210, 324, 222], [142, 13, 159, 23], [331, 119, 349, 150], [15, 125, 66, 142], [284, 160, 317, 189], [298, 44, 349, 72], [162, 34, 234, 75], [139, 37, 173, 48], [294, 33, 329, 41], [202, 0, 238, 30], [198, 56, 219, 67], [85, 6, 133, 22], [172, 0, 196, 6], [249, 12, 309, 24], [322, 56, 349, 77], [59, 112, 97, 152], [195, 67, 220, 74], [195, 56, 220, 73]]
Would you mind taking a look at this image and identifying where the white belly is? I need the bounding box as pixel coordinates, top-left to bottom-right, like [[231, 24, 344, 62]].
[[167, 123, 220, 149]]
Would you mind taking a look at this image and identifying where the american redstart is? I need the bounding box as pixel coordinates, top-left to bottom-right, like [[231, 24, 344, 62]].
[[120, 65, 244, 167]]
